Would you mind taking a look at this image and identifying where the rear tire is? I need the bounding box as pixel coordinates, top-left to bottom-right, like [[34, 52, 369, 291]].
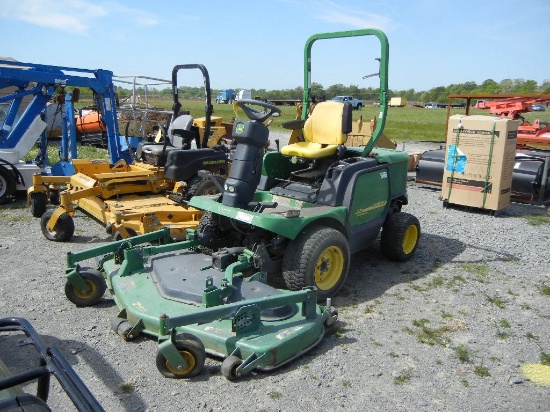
[[185, 175, 224, 199], [380, 212, 420, 262], [40, 209, 75, 242], [0, 165, 15, 205], [282, 226, 350, 301]]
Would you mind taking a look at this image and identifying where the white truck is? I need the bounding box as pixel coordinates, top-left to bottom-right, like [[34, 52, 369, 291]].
[[235, 89, 252, 101], [330, 95, 364, 109]]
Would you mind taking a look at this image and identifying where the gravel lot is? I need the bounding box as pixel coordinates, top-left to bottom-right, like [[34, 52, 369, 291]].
[[0, 139, 549, 411]]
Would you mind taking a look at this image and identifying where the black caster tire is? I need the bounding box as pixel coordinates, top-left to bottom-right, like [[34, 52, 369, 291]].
[[30, 192, 47, 217], [41, 210, 75, 242], [221, 356, 243, 380], [156, 333, 206, 379], [65, 269, 106, 307]]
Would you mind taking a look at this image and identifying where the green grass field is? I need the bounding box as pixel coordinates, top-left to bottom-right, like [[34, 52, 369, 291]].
[[148, 99, 550, 143], [38, 99, 547, 164]]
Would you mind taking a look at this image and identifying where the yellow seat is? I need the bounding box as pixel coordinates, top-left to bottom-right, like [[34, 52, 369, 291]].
[[281, 101, 352, 158]]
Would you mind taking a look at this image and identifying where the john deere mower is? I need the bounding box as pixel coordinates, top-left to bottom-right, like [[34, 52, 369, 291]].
[[61, 85, 337, 380], [191, 29, 421, 300], [61, 28, 417, 380]]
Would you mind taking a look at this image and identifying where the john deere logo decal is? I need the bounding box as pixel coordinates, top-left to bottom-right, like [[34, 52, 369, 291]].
[[355, 200, 387, 217], [236, 123, 245, 134]]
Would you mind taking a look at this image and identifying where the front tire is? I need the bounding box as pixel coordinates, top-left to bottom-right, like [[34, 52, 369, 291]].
[[40, 210, 75, 242], [282, 226, 350, 301], [156, 333, 206, 379], [380, 212, 420, 262]]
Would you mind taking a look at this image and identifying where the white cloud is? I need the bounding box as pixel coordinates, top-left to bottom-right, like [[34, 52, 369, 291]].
[[0, 0, 157, 36], [316, 10, 392, 31], [104, 2, 158, 26], [0, 0, 105, 35], [314, 0, 393, 31]]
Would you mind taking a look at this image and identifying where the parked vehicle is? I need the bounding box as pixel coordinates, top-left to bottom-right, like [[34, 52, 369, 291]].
[[424, 102, 445, 108], [532, 103, 546, 112], [330, 95, 364, 109], [235, 89, 252, 101], [389, 97, 407, 107], [216, 89, 235, 104]]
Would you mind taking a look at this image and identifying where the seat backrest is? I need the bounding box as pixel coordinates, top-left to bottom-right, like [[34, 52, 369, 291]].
[[168, 114, 193, 136], [303, 101, 352, 145], [168, 114, 194, 148]]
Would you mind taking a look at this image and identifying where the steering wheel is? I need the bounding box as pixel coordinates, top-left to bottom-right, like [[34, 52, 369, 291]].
[[235, 99, 281, 123]]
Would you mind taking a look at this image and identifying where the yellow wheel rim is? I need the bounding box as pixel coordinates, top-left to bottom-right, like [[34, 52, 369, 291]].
[[166, 351, 196, 376], [314, 246, 344, 291], [402, 224, 418, 254], [74, 279, 96, 299]]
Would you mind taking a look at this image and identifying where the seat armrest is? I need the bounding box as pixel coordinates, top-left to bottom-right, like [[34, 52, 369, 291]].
[[282, 119, 305, 130]]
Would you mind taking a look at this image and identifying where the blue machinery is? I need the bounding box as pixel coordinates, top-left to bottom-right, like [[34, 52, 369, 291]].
[[0, 59, 132, 203]]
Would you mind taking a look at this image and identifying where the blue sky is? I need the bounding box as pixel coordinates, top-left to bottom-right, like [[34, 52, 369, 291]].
[[1, 0, 549, 92]]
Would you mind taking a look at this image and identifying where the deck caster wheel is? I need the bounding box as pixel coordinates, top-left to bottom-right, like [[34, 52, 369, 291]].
[[156, 333, 205, 379], [49, 188, 60, 205], [113, 228, 137, 241], [324, 307, 339, 328], [221, 356, 243, 380], [48, 189, 61, 206], [41, 210, 75, 242], [65, 269, 106, 306], [30, 192, 47, 217], [110, 317, 126, 333], [380, 212, 420, 262], [110, 318, 138, 341]]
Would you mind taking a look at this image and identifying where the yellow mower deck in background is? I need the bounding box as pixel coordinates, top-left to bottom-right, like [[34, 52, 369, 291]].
[[28, 64, 231, 242]]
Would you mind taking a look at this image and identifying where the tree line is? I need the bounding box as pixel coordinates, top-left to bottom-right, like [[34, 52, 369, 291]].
[[75, 78, 550, 104]]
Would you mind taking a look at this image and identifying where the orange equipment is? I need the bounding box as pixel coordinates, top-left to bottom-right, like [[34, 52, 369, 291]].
[[76, 111, 106, 134], [475, 96, 550, 148]]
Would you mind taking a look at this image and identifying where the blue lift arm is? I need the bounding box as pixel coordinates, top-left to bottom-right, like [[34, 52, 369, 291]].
[[0, 60, 130, 165]]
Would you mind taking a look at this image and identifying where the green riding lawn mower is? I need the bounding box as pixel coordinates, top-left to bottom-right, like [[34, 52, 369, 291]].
[[62, 29, 420, 380], [193, 29, 421, 300]]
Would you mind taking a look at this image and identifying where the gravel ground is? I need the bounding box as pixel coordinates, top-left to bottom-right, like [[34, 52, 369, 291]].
[[0, 138, 549, 411]]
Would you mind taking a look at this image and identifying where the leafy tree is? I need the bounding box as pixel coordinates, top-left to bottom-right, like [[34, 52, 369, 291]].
[[519, 80, 538, 94], [83, 77, 547, 107], [310, 82, 325, 97], [480, 79, 499, 93], [499, 79, 514, 93], [540, 81, 550, 94]]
